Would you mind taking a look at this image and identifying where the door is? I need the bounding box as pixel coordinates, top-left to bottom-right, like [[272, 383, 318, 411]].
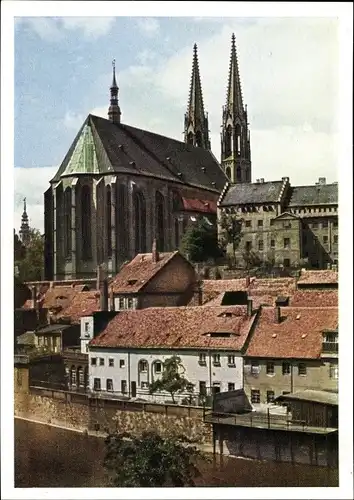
[[131, 381, 137, 398]]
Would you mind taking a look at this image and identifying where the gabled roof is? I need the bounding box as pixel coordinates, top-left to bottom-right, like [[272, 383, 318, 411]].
[[60, 291, 100, 324], [220, 180, 285, 206], [273, 212, 300, 220], [90, 305, 255, 350], [245, 306, 338, 359], [110, 251, 189, 294], [288, 183, 338, 207], [51, 115, 227, 192]]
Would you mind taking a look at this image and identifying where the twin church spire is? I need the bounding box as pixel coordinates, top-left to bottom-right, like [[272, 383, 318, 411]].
[[183, 34, 251, 184]]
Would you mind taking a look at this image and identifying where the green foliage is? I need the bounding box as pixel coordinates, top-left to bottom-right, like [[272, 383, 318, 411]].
[[219, 211, 243, 262], [104, 431, 206, 487], [149, 356, 194, 404], [14, 228, 44, 282], [179, 218, 222, 263]]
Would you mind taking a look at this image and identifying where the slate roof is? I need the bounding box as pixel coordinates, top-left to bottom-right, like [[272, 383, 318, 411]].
[[110, 251, 182, 293], [52, 115, 227, 192], [245, 306, 338, 359], [220, 181, 284, 206], [288, 184, 338, 206], [90, 305, 255, 351]]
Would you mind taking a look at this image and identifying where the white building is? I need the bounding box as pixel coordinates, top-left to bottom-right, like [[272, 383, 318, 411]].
[[87, 303, 255, 404]]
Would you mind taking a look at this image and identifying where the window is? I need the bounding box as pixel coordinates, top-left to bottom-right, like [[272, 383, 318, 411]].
[[84, 322, 89, 333], [70, 368, 77, 386], [212, 383, 221, 394], [199, 353, 206, 365], [267, 391, 275, 403], [323, 235, 328, 244], [245, 241, 252, 251], [139, 360, 148, 372], [270, 239, 275, 248], [251, 390, 260, 404], [119, 359, 125, 368], [199, 381, 207, 395], [118, 298, 125, 310], [282, 362, 290, 375], [228, 383, 235, 392], [141, 381, 149, 389], [106, 379, 113, 392], [91, 357, 97, 366], [99, 358, 104, 366], [245, 220, 251, 227], [298, 363, 307, 376], [329, 363, 338, 379], [127, 297, 133, 309], [108, 358, 114, 367], [284, 259, 290, 267], [266, 361, 275, 375], [154, 362, 162, 373], [228, 355, 235, 366], [78, 368, 84, 387], [325, 332, 338, 343], [251, 362, 259, 375], [270, 219, 275, 226], [121, 380, 127, 393], [322, 221, 328, 228], [284, 238, 290, 249], [333, 235, 338, 244], [213, 354, 221, 366], [258, 240, 264, 251], [93, 378, 101, 391], [258, 220, 263, 227]]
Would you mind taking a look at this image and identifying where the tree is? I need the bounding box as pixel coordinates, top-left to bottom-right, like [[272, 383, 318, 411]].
[[179, 217, 222, 263], [104, 431, 206, 487], [219, 211, 243, 265], [15, 228, 44, 282], [149, 355, 194, 404]]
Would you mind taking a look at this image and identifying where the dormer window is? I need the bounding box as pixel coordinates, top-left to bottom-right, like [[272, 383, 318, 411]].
[[127, 279, 137, 286]]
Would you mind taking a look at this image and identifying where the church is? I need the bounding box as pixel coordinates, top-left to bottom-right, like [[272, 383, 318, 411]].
[[44, 34, 251, 280]]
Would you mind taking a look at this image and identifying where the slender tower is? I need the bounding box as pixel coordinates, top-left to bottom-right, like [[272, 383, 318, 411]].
[[19, 197, 30, 245], [184, 44, 210, 149], [221, 34, 251, 183], [108, 59, 121, 124]]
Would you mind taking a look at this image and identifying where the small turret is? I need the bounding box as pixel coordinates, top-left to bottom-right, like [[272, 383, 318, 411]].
[[19, 197, 30, 246], [108, 59, 121, 124]]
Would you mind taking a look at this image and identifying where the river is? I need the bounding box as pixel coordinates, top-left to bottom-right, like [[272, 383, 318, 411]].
[[14, 418, 338, 488]]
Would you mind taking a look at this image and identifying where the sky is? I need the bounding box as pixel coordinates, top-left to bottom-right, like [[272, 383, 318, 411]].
[[10, 8, 346, 232]]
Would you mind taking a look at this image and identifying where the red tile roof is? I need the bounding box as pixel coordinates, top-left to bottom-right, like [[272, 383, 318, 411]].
[[297, 270, 338, 285], [110, 251, 180, 293], [90, 305, 255, 350], [289, 290, 338, 307], [60, 291, 100, 323], [245, 306, 338, 359], [181, 197, 217, 214]]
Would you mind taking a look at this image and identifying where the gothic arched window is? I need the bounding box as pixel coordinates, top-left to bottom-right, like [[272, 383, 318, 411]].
[[81, 185, 92, 260], [225, 125, 232, 157], [106, 185, 112, 257], [196, 130, 203, 148], [63, 187, 72, 258], [174, 218, 180, 249], [236, 166, 242, 182], [235, 124, 241, 155], [55, 184, 63, 256], [187, 132, 194, 145], [225, 167, 231, 180], [116, 184, 128, 259], [155, 191, 165, 252], [133, 190, 147, 254]]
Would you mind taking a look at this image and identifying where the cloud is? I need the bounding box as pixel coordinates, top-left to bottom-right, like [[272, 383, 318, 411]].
[[21, 16, 115, 42], [136, 17, 160, 37], [136, 49, 156, 65], [63, 110, 84, 131], [14, 166, 58, 233]]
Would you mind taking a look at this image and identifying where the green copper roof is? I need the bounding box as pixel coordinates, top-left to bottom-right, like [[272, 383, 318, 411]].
[[62, 123, 99, 175]]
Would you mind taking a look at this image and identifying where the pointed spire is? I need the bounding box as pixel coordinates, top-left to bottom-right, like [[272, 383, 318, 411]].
[[108, 59, 121, 124], [19, 197, 30, 245], [184, 44, 210, 149], [226, 33, 244, 116]]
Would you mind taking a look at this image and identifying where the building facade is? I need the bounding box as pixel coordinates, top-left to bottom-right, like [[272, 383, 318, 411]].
[[218, 177, 338, 269]]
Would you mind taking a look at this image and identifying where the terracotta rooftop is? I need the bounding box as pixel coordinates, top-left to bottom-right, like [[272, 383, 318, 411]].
[[110, 251, 180, 293], [90, 305, 255, 350], [245, 306, 338, 359], [289, 290, 338, 307], [60, 291, 101, 324], [297, 270, 338, 286]]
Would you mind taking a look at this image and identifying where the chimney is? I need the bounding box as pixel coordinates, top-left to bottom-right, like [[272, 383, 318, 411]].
[[274, 306, 281, 324], [109, 286, 115, 311], [318, 177, 326, 185], [152, 238, 159, 263], [31, 285, 36, 310], [96, 265, 103, 291], [247, 299, 253, 318], [260, 178, 264, 183], [245, 275, 250, 287], [100, 278, 109, 312]]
